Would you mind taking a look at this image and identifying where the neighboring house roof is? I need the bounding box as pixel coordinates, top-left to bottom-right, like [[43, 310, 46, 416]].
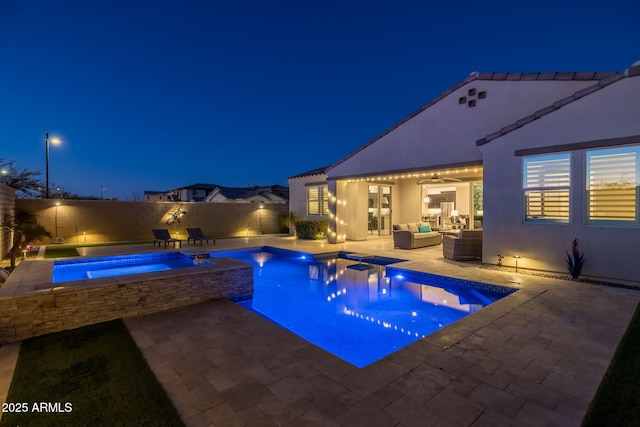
[[476, 62, 640, 146], [173, 183, 220, 191], [325, 70, 619, 174], [144, 183, 288, 202], [203, 185, 289, 203], [287, 165, 331, 180]]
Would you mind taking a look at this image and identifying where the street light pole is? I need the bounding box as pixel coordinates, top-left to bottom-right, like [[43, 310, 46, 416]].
[[45, 133, 61, 199], [45, 132, 50, 199]]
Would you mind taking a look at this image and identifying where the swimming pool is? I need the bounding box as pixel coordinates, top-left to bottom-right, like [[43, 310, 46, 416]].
[[52, 252, 212, 283], [211, 247, 516, 367]]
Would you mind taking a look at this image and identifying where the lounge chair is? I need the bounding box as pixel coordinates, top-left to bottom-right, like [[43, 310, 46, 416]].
[[187, 228, 216, 245], [152, 229, 182, 248]]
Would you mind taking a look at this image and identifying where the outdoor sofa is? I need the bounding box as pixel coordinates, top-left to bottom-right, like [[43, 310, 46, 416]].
[[392, 222, 442, 249], [442, 228, 483, 260]]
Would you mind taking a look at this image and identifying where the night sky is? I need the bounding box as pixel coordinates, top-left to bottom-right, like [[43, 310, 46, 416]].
[[1, 0, 638, 200]]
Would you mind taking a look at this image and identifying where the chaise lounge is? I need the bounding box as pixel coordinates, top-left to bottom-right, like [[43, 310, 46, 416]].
[[442, 229, 483, 260], [152, 229, 182, 248], [393, 222, 442, 249], [186, 228, 216, 245]]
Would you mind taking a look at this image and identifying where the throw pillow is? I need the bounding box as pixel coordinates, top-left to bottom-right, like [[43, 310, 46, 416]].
[[418, 225, 431, 233], [407, 223, 419, 233]]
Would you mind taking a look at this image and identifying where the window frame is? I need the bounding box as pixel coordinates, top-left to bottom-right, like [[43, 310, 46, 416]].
[[306, 184, 329, 217], [585, 144, 639, 227], [522, 152, 571, 224]]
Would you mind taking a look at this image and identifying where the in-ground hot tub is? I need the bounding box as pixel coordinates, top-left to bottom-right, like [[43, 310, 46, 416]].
[[52, 251, 213, 282], [0, 251, 254, 343]]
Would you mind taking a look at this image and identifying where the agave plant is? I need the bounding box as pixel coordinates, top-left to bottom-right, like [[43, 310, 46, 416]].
[[565, 238, 585, 279]]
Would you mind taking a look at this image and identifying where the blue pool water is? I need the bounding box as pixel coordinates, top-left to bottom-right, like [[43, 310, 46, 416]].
[[211, 248, 516, 368], [52, 252, 211, 283]]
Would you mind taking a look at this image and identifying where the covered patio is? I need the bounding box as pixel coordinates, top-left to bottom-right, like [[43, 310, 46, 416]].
[[328, 165, 484, 243], [1, 235, 638, 426]]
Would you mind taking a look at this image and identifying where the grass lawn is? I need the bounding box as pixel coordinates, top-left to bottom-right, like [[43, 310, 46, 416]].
[[43, 246, 80, 258], [43, 241, 151, 259], [582, 302, 640, 426], [1, 320, 183, 427]]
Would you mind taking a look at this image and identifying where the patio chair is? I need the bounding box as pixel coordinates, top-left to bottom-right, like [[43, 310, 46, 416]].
[[152, 229, 182, 248], [186, 228, 216, 245], [442, 229, 482, 261]]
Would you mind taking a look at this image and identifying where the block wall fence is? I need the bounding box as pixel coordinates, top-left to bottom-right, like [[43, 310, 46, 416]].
[[0, 184, 16, 259], [16, 199, 289, 244]]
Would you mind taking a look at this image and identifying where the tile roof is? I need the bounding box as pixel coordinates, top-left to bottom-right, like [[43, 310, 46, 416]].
[[213, 185, 289, 201], [475, 63, 640, 146], [327, 69, 620, 172], [287, 165, 331, 180]]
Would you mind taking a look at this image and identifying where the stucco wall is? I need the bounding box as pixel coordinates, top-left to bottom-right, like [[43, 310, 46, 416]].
[[329, 79, 596, 179], [0, 184, 15, 259], [480, 75, 640, 284], [287, 173, 328, 221], [15, 199, 288, 244]]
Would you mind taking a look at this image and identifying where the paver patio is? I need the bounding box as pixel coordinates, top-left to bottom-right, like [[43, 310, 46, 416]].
[[2, 235, 639, 426]]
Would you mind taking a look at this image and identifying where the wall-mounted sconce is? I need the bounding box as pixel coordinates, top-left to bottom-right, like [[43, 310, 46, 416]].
[[497, 254, 504, 266]]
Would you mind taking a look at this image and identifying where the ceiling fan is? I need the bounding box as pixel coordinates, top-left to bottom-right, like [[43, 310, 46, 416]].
[[417, 173, 461, 185]]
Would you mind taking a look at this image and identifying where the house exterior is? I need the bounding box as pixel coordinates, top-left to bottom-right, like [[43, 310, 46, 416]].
[[288, 61, 640, 284], [203, 185, 289, 204], [145, 184, 218, 202], [287, 166, 330, 221], [145, 184, 288, 204], [478, 63, 640, 284]]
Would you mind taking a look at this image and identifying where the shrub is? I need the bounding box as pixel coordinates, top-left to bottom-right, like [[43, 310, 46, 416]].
[[295, 220, 327, 240], [279, 212, 298, 235], [277, 215, 289, 233]]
